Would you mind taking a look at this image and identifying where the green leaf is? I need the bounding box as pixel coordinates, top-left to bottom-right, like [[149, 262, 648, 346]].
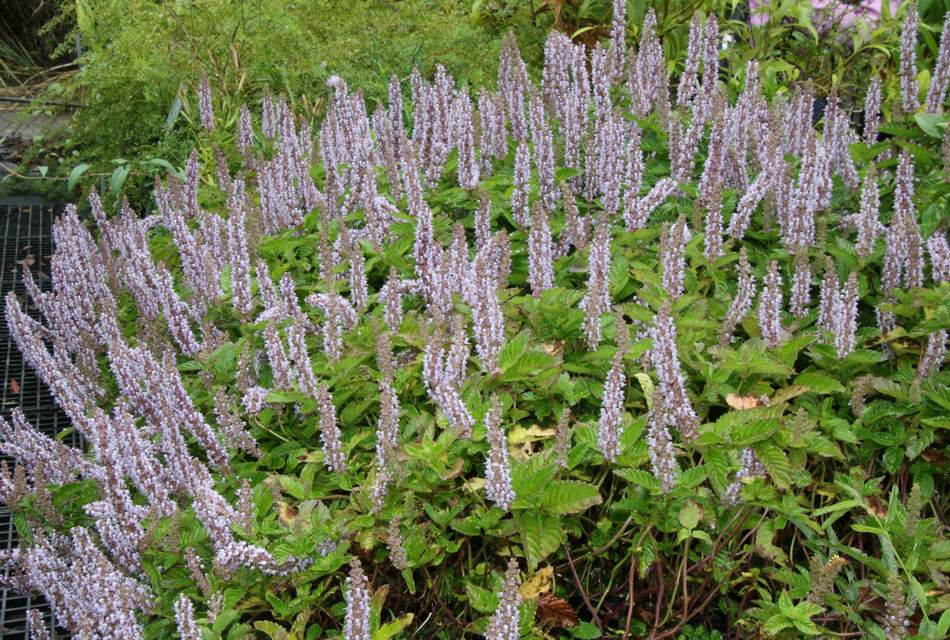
[[633, 373, 654, 409], [614, 468, 662, 492], [208, 340, 241, 381], [213, 609, 241, 634], [731, 419, 779, 445], [703, 448, 731, 496], [279, 476, 308, 500], [756, 520, 790, 565], [512, 456, 558, 505], [541, 480, 602, 514], [374, 613, 414, 640], [915, 112, 947, 138], [756, 443, 794, 489], [465, 582, 496, 613], [813, 499, 863, 518], [936, 608, 950, 638], [676, 465, 707, 489], [253, 621, 288, 640], [794, 370, 845, 394], [110, 164, 131, 195], [763, 615, 793, 635], [572, 622, 602, 638], [266, 390, 304, 404], [498, 332, 530, 372], [515, 512, 564, 570], [792, 618, 821, 635], [67, 163, 91, 191], [678, 500, 702, 530], [148, 157, 180, 175]]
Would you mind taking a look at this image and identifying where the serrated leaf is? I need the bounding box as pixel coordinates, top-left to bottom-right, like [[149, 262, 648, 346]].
[[614, 467, 662, 492], [794, 371, 845, 394], [755, 443, 794, 489], [498, 332, 530, 372], [541, 480, 602, 514], [515, 512, 564, 570], [926, 385, 950, 411], [465, 582, 497, 613], [732, 419, 779, 445], [676, 465, 707, 489], [703, 448, 731, 496], [279, 476, 308, 500], [512, 456, 558, 505], [253, 621, 288, 639]]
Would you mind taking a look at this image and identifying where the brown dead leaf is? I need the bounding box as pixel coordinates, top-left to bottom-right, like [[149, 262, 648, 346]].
[[726, 393, 765, 410], [865, 495, 888, 519], [8, 379, 19, 395], [543, 341, 564, 356], [519, 566, 553, 598], [441, 457, 464, 480], [536, 592, 579, 628], [278, 502, 298, 526], [16, 255, 34, 268], [921, 449, 947, 465]]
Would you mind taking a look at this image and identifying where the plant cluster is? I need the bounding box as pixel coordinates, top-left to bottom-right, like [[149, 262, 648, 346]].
[[6, 0, 928, 206], [1, 1, 950, 639]]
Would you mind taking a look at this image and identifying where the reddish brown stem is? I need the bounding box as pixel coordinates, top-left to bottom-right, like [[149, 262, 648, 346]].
[[565, 545, 603, 632]]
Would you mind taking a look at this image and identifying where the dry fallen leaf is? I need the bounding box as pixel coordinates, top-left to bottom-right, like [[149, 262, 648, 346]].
[[519, 566, 553, 598], [536, 592, 579, 628], [726, 393, 765, 410]]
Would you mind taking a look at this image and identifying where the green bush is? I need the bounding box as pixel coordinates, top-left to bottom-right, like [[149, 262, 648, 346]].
[[58, 0, 543, 162]]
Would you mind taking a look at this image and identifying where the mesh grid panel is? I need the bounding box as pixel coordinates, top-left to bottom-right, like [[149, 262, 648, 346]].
[[0, 202, 74, 639]]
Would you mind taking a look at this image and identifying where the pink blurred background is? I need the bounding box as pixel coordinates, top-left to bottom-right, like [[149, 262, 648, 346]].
[[748, 0, 900, 31]]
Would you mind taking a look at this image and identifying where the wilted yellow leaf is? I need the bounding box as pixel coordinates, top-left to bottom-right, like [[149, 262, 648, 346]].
[[508, 425, 557, 445], [519, 566, 553, 598], [463, 476, 486, 492], [510, 425, 557, 461], [634, 373, 654, 409]]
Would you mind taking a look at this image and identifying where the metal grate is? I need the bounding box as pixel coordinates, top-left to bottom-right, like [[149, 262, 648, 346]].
[[0, 201, 74, 638]]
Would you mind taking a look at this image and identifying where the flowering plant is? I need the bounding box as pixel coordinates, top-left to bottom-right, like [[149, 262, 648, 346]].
[[1, 1, 949, 638]]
